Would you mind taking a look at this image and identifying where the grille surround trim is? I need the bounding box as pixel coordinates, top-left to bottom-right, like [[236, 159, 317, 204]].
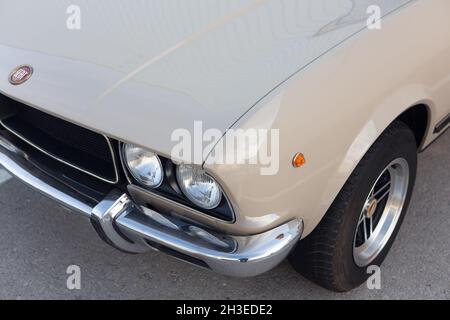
[[0, 118, 120, 184]]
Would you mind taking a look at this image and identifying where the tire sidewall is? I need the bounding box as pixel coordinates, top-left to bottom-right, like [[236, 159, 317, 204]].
[[336, 125, 418, 289]]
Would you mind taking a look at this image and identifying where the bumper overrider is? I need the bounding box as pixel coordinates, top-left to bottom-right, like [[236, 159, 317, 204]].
[[0, 134, 303, 277]]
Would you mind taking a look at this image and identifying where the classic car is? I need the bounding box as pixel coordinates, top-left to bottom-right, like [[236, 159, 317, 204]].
[[0, 0, 449, 292]]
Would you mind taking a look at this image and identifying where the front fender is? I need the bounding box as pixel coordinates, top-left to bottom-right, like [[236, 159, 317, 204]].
[[204, 0, 450, 237]]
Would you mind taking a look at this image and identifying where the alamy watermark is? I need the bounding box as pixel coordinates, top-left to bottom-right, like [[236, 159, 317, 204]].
[[66, 5, 81, 30], [366, 265, 381, 290], [66, 265, 81, 290], [171, 121, 280, 176], [367, 5, 382, 30], [65, 3, 382, 32]]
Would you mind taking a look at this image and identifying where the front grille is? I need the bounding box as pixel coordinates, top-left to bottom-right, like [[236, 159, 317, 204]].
[[0, 103, 118, 184]]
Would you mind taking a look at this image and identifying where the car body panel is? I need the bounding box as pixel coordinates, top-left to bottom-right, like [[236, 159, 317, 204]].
[[0, 0, 410, 162], [0, 0, 449, 238]]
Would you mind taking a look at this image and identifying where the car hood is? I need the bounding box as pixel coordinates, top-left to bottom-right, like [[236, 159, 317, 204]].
[[0, 0, 411, 162]]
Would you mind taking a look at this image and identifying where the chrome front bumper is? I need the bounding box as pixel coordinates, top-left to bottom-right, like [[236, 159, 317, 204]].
[[0, 134, 303, 277]]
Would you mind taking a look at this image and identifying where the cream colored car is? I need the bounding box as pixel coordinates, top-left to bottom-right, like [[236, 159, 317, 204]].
[[0, 0, 449, 292]]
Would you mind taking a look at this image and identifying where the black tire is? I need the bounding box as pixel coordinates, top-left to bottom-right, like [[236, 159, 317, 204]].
[[289, 120, 418, 292]]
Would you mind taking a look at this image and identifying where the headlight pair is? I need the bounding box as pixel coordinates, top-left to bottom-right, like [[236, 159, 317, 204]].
[[123, 144, 222, 210]]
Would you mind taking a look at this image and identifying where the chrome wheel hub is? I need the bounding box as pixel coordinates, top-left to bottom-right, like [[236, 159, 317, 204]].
[[353, 158, 410, 267], [365, 199, 378, 219]]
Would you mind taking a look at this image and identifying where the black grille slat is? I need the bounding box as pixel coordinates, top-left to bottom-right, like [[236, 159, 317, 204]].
[[1, 106, 117, 183], [18, 108, 111, 162]]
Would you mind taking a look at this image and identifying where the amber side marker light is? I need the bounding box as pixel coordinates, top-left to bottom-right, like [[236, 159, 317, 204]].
[[292, 153, 306, 168]]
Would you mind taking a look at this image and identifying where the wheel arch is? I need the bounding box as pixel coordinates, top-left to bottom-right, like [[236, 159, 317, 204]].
[[308, 99, 434, 237], [396, 104, 431, 150]]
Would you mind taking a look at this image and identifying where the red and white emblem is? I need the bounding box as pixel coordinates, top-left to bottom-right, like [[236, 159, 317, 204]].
[[9, 65, 33, 85]]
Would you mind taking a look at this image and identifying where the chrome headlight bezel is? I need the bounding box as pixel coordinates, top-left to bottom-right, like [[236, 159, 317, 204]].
[[122, 143, 164, 189]]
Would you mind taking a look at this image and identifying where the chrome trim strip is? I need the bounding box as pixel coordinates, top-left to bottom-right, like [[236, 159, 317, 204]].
[[104, 136, 120, 184], [0, 135, 94, 217], [434, 113, 450, 134], [0, 119, 119, 184]]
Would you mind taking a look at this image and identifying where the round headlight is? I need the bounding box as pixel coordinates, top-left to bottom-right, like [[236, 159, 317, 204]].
[[176, 164, 222, 210], [123, 144, 163, 188]]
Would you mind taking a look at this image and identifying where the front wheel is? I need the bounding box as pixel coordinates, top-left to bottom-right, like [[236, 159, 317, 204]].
[[289, 121, 418, 292]]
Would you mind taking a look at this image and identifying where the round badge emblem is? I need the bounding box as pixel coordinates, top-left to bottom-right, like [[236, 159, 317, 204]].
[[9, 65, 33, 85]]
